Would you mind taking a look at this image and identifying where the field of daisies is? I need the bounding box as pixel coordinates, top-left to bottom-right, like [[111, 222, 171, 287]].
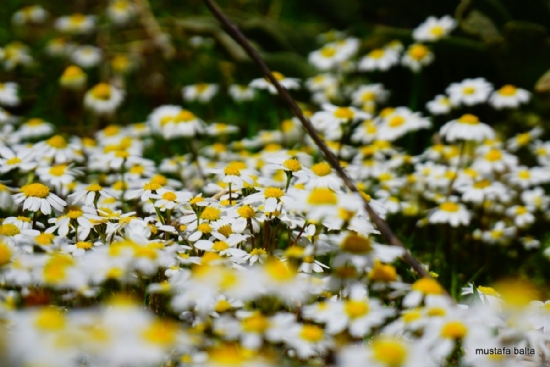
[[4, 0, 550, 366]]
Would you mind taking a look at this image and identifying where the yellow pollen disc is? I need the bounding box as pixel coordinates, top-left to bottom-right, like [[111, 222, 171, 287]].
[[200, 207, 221, 221], [217, 224, 233, 237], [215, 300, 233, 313], [341, 233, 372, 254], [441, 321, 467, 339], [66, 210, 83, 219], [35, 233, 55, 245], [34, 308, 66, 331], [195, 83, 209, 93], [272, 71, 285, 81], [283, 159, 302, 172], [430, 25, 445, 36], [300, 324, 324, 342], [242, 313, 269, 332], [264, 187, 284, 199], [142, 320, 178, 346], [197, 223, 212, 234], [307, 187, 338, 205], [403, 309, 422, 323], [369, 49, 385, 59], [311, 162, 332, 176], [339, 207, 355, 221], [362, 92, 376, 102], [265, 258, 295, 282], [176, 110, 196, 122], [21, 183, 50, 198], [334, 107, 355, 119], [485, 149, 502, 162], [388, 116, 405, 128], [458, 114, 479, 124], [144, 183, 161, 191], [463, 86, 476, 95], [499, 85, 517, 96], [412, 278, 444, 295], [427, 307, 446, 317], [47, 135, 68, 149], [518, 170, 530, 179], [440, 201, 459, 212], [302, 255, 315, 263], [190, 196, 204, 205], [237, 205, 255, 219], [250, 248, 267, 256], [372, 338, 407, 366], [62, 65, 84, 79], [209, 345, 246, 365], [6, 157, 21, 165], [516, 206, 528, 215], [320, 47, 337, 57], [91, 83, 112, 100], [345, 300, 370, 318], [69, 13, 86, 25], [224, 165, 240, 176], [87, 183, 102, 191], [473, 179, 490, 189], [25, 118, 45, 126], [112, 181, 127, 191], [49, 165, 67, 176], [0, 242, 11, 266], [368, 261, 397, 281], [477, 285, 500, 297], [0, 224, 20, 236], [162, 191, 177, 201], [409, 44, 429, 59], [76, 241, 92, 249]]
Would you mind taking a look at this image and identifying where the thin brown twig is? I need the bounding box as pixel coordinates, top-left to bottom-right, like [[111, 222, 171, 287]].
[[203, 0, 440, 284], [133, 0, 176, 59]]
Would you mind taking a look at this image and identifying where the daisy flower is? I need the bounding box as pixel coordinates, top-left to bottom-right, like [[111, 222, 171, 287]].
[[473, 147, 518, 174], [427, 198, 471, 227], [507, 127, 542, 152], [506, 205, 535, 228], [376, 107, 431, 141], [228, 84, 256, 102], [55, 13, 96, 34], [350, 84, 389, 108], [506, 166, 550, 188], [36, 164, 82, 192], [1, 42, 33, 70], [182, 83, 219, 103], [12, 5, 48, 24], [461, 283, 503, 310], [68, 183, 113, 207], [358, 47, 400, 72], [426, 94, 452, 115], [413, 15, 457, 42], [249, 71, 300, 94], [446, 78, 493, 106], [0, 82, 19, 106], [489, 84, 530, 109], [107, 0, 137, 24], [305, 73, 339, 92], [84, 83, 125, 115], [403, 277, 448, 307], [308, 43, 350, 70], [147, 105, 205, 139], [0, 146, 37, 173], [59, 65, 87, 90], [70, 45, 102, 68], [401, 43, 434, 72], [12, 183, 67, 215], [16, 118, 55, 139], [439, 114, 495, 142]]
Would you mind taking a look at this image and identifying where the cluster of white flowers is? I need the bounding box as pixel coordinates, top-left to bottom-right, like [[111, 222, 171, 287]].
[[1, 6, 550, 367]]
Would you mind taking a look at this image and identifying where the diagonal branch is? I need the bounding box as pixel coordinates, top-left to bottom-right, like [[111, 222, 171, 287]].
[[203, 0, 438, 283]]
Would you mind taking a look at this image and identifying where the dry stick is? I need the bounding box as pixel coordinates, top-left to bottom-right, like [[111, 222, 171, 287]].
[[133, 0, 176, 59], [203, 0, 436, 282]]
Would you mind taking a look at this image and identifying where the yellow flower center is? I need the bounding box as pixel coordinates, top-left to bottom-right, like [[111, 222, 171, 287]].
[[0, 241, 11, 266], [61, 65, 84, 79], [86, 183, 102, 192], [408, 44, 429, 60], [499, 85, 517, 96], [264, 187, 284, 199], [333, 107, 355, 119], [217, 224, 233, 237], [91, 83, 112, 100], [478, 285, 500, 297], [265, 258, 295, 282], [6, 157, 21, 165], [66, 210, 83, 219], [299, 324, 324, 342], [402, 309, 422, 323], [0, 224, 19, 237], [320, 47, 337, 57], [341, 233, 372, 254], [311, 162, 332, 176], [307, 188, 338, 205], [463, 86, 476, 95], [242, 313, 269, 332], [76, 241, 92, 249], [369, 49, 385, 59], [427, 307, 446, 317], [237, 205, 255, 219], [144, 183, 161, 191], [69, 13, 86, 25], [429, 26, 445, 36], [162, 192, 177, 201], [441, 321, 468, 339], [209, 345, 246, 365], [35, 233, 55, 246], [21, 183, 50, 198], [411, 278, 444, 295], [214, 300, 233, 313], [34, 308, 66, 331], [250, 248, 267, 256], [272, 71, 285, 81], [439, 202, 459, 212], [142, 320, 178, 346], [49, 165, 67, 177], [518, 170, 530, 179], [388, 116, 405, 128], [368, 261, 397, 281], [516, 206, 528, 215], [201, 207, 221, 221], [473, 179, 490, 189], [175, 110, 196, 122], [372, 338, 407, 367], [190, 196, 204, 205], [224, 165, 241, 176], [458, 114, 479, 124], [283, 159, 302, 172], [197, 223, 212, 234], [47, 135, 68, 149], [345, 300, 370, 318], [516, 133, 531, 146], [485, 149, 502, 162]]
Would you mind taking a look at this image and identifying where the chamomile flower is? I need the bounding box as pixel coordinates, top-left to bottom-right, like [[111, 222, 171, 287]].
[[249, 72, 300, 94], [439, 114, 495, 142], [413, 15, 457, 42], [426, 94, 452, 115], [358, 47, 400, 72], [473, 147, 518, 174], [0, 146, 36, 173], [446, 78, 493, 106], [147, 105, 205, 139], [0, 42, 33, 70], [59, 65, 87, 89], [401, 43, 434, 72], [489, 84, 530, 109], [0, 82, 20, 106], [84, 83, 125, 115], [350, 84, 389, 109], [182, 83, 219, 103], [506, 205, 535, 228], [428, 198, 471, 227], [55, 14, 96, 34], [308, 43, 350, 70], [107, 0, 137, 24], [376, 107, 431, 141], [12, 183, 67, 215], [12, 6, 49, 25], [507, 127, 542, 152], [71, 45, 102, 68], [17, 118, 54, 139]]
